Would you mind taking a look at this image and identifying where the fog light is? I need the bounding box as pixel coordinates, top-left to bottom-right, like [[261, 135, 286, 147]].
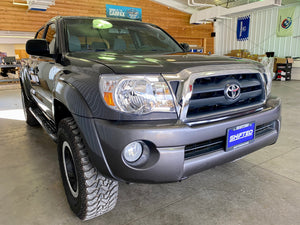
[[123, 142, 143, 162]]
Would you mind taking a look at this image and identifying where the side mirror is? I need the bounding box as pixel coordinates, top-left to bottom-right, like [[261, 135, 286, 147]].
[[180, 43, 190, 52], [26, 39, 50, 57]]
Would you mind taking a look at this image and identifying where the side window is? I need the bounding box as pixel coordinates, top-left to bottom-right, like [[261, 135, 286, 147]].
[[35, 27, 45, 39], [45, 23, 56, 54]]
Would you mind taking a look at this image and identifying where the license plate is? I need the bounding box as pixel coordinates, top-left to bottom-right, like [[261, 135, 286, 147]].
[[226, 122, 255, 151]]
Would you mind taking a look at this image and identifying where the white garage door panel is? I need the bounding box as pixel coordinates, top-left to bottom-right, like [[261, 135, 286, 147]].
[[215, 4, 300, 57]]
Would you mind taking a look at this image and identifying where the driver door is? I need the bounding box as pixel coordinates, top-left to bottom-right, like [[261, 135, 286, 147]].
[[28, 22, 61, 119]]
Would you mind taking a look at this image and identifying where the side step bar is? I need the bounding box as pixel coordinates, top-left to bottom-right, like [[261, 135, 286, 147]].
[[29, 107, 58, 142]]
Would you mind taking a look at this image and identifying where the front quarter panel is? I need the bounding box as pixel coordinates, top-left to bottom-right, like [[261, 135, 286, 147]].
[[54, 77, 93, 118], [54, 75, 116, 178]]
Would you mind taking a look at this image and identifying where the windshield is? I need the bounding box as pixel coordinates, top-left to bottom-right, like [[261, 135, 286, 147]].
[[65, 18, 183, 54]]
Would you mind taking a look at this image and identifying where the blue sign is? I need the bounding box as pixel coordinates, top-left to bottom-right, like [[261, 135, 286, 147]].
[[29, 8, 46, 11], [189, 48, 204, 53], [237, 15, 250, 41], [226, 122, 255, 151], [106, 4, 142, 21]]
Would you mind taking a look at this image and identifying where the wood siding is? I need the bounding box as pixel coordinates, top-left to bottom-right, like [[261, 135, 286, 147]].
[[0, 0, 214, 54]]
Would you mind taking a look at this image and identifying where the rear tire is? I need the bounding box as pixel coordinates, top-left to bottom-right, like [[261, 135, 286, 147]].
[[21, 88, 40, 127], [57, 117, 118, 220]]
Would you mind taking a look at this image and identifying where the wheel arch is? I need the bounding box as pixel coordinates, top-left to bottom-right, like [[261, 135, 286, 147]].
[[53, 80, 93, 118], [53, 99, 72, 127], [53, 81, 116, 180], [19, 66, 33, 103]]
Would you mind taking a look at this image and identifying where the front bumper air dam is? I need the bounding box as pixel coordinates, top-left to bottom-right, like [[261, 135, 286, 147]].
[[94, 97, 281, 183]]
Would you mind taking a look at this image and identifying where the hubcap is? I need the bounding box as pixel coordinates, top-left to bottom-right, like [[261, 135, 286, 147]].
[[62, 141, 79, 198]]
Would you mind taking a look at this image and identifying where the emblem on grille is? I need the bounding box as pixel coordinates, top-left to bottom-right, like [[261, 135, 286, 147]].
[[225, 83, 241, 100]]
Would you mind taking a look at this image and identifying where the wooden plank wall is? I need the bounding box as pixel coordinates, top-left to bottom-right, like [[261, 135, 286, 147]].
[[0, 0, 214, 54], [15, 49, 29, 59]]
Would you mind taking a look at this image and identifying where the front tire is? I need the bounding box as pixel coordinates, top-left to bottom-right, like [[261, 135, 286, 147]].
[[57, 118, 118, 220]]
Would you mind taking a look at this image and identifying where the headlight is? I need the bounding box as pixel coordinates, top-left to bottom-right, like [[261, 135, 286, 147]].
[[99, 75, 175, 114], [263, 67, 273, 97]]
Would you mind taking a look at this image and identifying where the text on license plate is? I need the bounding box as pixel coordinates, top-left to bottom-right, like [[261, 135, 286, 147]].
[[226, 122, 255, 151]]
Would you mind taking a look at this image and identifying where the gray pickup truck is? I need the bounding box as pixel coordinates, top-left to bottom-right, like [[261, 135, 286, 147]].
[[21, 16, 281, 220]]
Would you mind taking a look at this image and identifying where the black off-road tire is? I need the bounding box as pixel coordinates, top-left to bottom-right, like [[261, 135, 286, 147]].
[[21, 88, 40, 127], [57, 117, 118, 220]]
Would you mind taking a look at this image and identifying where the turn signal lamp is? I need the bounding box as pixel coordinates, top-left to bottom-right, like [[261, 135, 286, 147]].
[[103, 92, 115, 106]]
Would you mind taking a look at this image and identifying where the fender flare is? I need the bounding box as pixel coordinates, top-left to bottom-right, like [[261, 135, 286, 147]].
[[53, 80, 119, 180], [19, 66, 34, 102]]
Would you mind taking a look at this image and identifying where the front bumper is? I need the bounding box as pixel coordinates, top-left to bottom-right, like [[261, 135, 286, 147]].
[[93, 97, 281, 183]]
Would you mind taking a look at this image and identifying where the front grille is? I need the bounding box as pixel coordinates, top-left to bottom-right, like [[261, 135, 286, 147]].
[[184, 137, 224, 159], [187, 73, 265, 119], [184, 121, 276, 159]]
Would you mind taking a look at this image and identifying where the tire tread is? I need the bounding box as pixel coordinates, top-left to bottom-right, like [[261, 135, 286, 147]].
[[58, 118, 118, 220]]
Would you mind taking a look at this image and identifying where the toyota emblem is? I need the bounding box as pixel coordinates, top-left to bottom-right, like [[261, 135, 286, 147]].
[[225, 83, 241, 100]]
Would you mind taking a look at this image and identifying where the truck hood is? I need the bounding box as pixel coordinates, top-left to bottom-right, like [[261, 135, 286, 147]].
[[68, 52, 263, 74]]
